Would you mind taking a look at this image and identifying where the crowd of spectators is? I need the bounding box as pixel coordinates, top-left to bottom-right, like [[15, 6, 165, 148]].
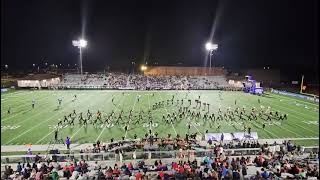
[[58, 73, 240, 90], [2, 144, 318, 180]]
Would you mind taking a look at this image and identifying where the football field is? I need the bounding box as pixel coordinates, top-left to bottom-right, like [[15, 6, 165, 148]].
[[1, 90, 319, 146]]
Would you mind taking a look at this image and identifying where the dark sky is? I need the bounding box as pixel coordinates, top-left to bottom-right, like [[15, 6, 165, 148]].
[[1, 0, 318, 75]]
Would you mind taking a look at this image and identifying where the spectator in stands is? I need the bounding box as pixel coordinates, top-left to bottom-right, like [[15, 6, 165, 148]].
[[16, 162, 22, 174], [253, 170, 262, 179], [158, 169, 165, 179], [135, 170, 143, 179], [3, 165, 13, 179], [2, 139, 319, 180], [261, 168, 269, 179]]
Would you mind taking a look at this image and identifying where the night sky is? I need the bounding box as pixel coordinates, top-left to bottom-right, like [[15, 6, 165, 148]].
[[1, 0, 318, 76]]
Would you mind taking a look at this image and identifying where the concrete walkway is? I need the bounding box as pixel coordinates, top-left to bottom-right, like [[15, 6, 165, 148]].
[[1, 143, 93, 153], [1, 138, 318, 153]]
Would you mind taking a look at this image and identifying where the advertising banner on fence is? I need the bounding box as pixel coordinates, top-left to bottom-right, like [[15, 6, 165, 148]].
[[271, 89, 319, 103], [1, 88, 8, 93]]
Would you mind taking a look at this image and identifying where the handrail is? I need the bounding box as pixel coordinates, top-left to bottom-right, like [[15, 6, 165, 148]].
[[2, 146, 318, 159], [0, 148, 260, 158]]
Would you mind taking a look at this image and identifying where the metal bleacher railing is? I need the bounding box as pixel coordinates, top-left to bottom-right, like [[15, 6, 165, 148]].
[[2, 146, 318, 164]]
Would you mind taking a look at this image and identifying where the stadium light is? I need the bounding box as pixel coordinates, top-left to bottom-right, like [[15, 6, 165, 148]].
[[72, 38, 87, 75], [141, 65, 147, 71], [205, 42, 218, 68], [131, 61, 136, 74], [79, 39, 87, 47]]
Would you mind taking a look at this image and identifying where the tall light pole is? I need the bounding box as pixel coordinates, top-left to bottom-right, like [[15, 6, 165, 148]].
[[73, 39, 87, 75], [205, 42, 218, 68], [5, 64, 8, 78], [131, 61, 136, 74]]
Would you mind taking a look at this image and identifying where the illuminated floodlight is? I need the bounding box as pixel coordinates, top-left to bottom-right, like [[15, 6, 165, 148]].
[[205, 42, 212, 50], [141, 65, 147, 71], [72, 39, 88, 75], [73, 39, 87, 48], [79, 39, 87, 47], [205, 42, 218, 51], [205, 42, 218, 68]]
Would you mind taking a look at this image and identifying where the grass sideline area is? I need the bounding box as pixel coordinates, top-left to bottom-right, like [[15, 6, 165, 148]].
[[1, 90, 319, 147]]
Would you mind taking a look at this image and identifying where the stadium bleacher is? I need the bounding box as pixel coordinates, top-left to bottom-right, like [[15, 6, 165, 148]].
[[57, 73, 240, 90], [2, 141, 318, 179]]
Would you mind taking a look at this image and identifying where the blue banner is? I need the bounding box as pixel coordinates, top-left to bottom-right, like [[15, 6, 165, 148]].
[[1, 88, 8, 93], [271, 89, 319, 103]]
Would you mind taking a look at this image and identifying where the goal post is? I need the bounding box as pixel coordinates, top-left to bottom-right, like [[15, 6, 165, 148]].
[[300, 75, 319, 98]]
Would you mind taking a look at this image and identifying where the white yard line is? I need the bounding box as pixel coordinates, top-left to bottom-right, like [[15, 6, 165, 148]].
[[1, 101, 55, 125], [261, 137, 319, 141], [6, 115, 61, 144], [272, 93, 319, 107], [66, 92, 115, 143], [291, 123, 319, 134], [30, 92, 102, 144], [262, 96, 317, 119], [157, 92, 178, 136], [124, 96, 138, 138], [35, 129, 56, 144], [5, 93, 92, 145], [257, 97, 319, 134], [233, 95, 286, 138], [1, 92, 50, 112], [274, 123, 302, 137], [1, 101, 53, 123], [235, 101, 301, 138], [251, 120, 280, 138], [188, 94, 204, 135], [147, 94, 152, 133], [70, 125, 85, 139], [190, 120, 202, 135], [236, 94, 311, 138], [95, 94, 125, 142], [203, 93, 281, 138]]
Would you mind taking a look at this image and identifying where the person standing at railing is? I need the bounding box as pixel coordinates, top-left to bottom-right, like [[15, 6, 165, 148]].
[[54, 128, 59, 141], [133, 150, 136, 159], [27, 148, 32, 155], [65, 137, 71, 150]]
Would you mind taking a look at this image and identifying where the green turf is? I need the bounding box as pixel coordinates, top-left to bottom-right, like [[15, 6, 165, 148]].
[[1, 90, 319, 146]]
